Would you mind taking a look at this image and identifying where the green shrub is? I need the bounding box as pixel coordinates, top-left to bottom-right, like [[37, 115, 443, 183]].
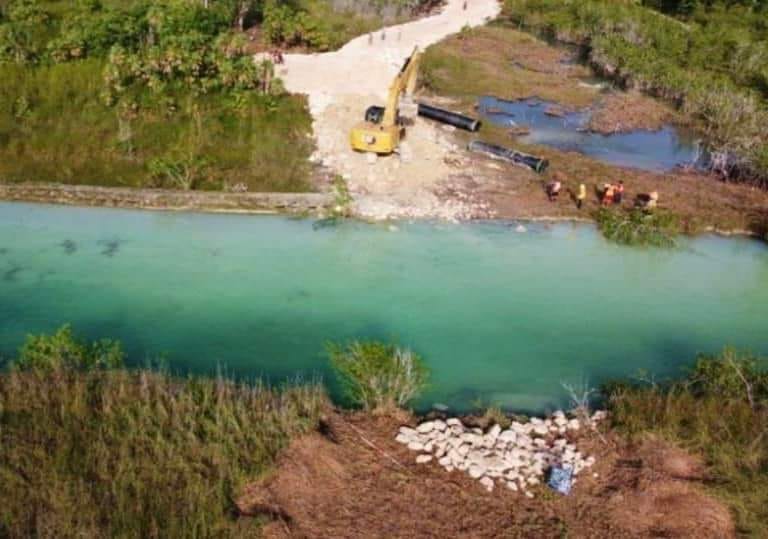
[[327, 340, 428, 414], [595, 207, 679, 247], [262, 1, 331, 50], [14, 324, 124, 372], [606, 348, 768, 536]]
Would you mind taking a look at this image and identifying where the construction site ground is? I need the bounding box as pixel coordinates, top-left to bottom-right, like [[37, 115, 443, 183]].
[[237, 411, 735, 539], [277, 0, 768, 235]]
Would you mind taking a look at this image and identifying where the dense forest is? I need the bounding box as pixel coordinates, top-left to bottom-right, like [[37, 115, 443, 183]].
[[0, 0, 422, 190], [505, 0, 768, 185]]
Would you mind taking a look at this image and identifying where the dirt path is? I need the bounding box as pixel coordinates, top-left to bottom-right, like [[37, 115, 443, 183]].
[[278, 0, 501, 221]]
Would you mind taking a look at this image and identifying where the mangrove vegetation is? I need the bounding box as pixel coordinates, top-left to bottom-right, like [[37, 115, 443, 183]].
[[504, 0, 768, 186]]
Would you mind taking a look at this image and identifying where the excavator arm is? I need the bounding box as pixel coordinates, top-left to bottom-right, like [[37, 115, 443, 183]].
[[381, 48, 422, 127], [350, 47, 422, 154]]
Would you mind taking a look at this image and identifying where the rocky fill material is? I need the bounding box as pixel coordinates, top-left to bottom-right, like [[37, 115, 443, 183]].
[[395, 411, 607, 496]]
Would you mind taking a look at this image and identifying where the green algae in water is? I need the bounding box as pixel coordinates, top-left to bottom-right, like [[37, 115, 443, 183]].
[[1, 202, 767, 412]]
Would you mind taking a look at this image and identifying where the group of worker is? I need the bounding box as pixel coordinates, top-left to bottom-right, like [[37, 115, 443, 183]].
[[545, 178, 657, 210], [545, 180, 587, 209], [270, 49, 284, 65], [600, 181, 625, 206]]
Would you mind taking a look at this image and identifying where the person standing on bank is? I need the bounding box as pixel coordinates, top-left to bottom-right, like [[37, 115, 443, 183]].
[[576, 183, 586, 209], [614, 180, 625, 205]]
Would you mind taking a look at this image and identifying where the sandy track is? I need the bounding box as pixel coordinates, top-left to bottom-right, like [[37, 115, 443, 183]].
[[276, 0, 501, 220], [281, 0, 500, 112]]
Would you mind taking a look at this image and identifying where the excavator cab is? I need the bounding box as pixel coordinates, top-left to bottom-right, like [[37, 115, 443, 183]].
[[350, 48, 422, 155]]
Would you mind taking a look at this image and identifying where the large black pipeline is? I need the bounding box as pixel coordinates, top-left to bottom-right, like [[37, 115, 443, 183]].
[[468, 140, 549, 174], [363, 103, 481, 132], [417, 103, 481, 132]]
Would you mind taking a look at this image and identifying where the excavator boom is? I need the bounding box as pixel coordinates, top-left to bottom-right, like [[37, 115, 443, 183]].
[[350, 48, 422, 154]]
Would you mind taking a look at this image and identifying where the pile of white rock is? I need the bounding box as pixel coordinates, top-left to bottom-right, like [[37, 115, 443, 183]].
[[395, 410, 607, 497]]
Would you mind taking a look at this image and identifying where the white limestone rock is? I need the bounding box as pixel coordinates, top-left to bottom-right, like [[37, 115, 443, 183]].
[[468, 465, 486, 479], [498, 430, 517, 444], [417, 421, 435, 434], [395, 433, 411, 444], [408, 441, 425, 451], [416, 454, 433, 464], [480, 476, 495, 492]]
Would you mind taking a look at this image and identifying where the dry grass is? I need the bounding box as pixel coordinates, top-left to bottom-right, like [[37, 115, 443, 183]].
[[607, 350, 768, 536], [421, 23, 599, 108], [589, 91, 680, 134], [0, 365, 328, 538]]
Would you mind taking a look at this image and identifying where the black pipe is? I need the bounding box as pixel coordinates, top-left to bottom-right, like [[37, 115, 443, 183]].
[[417, 103, 481, 132], [364, 104, 481, 132], [468, 140, 549, 174]]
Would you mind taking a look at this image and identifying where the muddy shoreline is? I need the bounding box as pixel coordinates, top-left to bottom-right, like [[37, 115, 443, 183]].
[[0, 182, 332, 215], [2, 181, 764, 240]]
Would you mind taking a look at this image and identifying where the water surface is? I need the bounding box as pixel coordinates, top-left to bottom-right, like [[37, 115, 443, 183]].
[[479, 96, 702, 172], [1, 203, 766, 412]]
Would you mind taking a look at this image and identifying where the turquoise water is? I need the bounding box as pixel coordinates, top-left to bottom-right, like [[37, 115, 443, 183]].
[[1, 202, 767, 412], [479, 96, 703, 172]]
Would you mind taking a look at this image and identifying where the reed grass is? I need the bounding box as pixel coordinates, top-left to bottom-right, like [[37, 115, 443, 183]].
[[0, 60, 314, 191], [327, 340, 428, 414], [606, 349, 768, 536], [0, 328, 328, 538]]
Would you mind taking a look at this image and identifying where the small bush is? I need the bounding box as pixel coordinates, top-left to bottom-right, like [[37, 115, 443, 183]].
[[14, 324, 124, 372], [595, 207, 679, 247], [327, 340, 428, 414]]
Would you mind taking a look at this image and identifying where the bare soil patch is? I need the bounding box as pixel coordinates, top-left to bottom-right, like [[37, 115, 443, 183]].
[[237, 412, 734, 538], [589, 91, 679, 134], [435, 124, 768, 234], [423, 25, 598, 108], [279, 0, 501, 221]]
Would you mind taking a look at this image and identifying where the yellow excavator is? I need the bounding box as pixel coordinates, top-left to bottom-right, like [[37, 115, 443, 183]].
[[350, 47, 423, 155]]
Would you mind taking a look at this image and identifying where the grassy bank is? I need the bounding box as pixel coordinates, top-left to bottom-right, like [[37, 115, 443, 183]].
[[0, 327, 327, 538], [0, 0, 317, 192], [3, 326, 765, 536], [503, 0, 768, 186], [0, 0, 430, 192], [1, 60, 314, 191], [421, 23, 598, 108], [606, 349, 768, 536]]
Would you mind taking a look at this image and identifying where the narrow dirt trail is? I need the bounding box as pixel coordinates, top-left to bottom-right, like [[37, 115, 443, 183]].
[[276, 0, 502, 220]]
